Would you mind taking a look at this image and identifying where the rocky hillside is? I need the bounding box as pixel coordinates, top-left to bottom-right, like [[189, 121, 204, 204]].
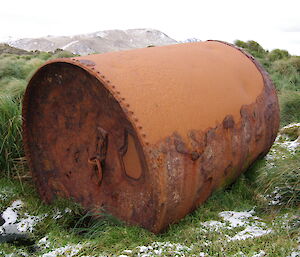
[[7, 29, 177, 55], [0, 43, 33, 55]]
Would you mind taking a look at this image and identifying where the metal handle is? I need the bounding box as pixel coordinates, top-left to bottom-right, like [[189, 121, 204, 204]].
[[88, 127, 108, 185]]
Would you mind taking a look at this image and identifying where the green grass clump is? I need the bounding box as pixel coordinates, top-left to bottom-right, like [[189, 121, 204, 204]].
[[257, 153, 300, 207], [0, 95, 24, 177], [279, 91, 300, 125], [272, 56, 300, 75]]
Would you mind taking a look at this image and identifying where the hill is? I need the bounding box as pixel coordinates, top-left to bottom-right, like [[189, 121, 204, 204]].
[[7, 29, 177, 55]]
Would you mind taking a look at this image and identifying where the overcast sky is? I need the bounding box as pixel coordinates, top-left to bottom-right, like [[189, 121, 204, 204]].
[[1, 0, 299, 55]]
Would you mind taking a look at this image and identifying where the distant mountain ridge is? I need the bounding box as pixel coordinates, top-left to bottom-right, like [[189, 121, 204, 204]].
[[7, 29, 178, 55]]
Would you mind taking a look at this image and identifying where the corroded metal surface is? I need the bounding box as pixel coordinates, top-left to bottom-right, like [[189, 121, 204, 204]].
[[22, 41, 280, 233]]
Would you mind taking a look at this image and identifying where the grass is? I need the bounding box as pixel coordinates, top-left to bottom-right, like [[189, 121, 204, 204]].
[[279, 92, 300, 125], [0, 42, 299, 256], [0, 95, 24, 177], [0, 172, 299, 256]]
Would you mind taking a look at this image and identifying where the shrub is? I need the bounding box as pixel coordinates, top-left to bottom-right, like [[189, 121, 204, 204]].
[[234, 40, 267, 58], [272, 56, 300, 75], [51, 49, 76, 59], [279, 91, 300, 125], [268, 49, 290, 62]]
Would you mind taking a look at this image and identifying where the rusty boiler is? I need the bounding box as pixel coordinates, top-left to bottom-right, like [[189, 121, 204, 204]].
[[22, 41, 279, 233]]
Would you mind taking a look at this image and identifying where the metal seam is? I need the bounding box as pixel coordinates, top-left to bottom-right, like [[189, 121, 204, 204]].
[[21, 58, 150, 201], [68, 59, 151, 147]]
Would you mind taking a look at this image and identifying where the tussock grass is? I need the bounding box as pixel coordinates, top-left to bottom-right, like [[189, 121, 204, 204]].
[[279, 91, 300, 125], [257, 153, 300, 207], [72, 209, 124, 239], [0, 95, 24, 178]]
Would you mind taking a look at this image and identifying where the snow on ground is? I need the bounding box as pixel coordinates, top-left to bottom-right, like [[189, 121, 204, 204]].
[[288, 252, 300, 257], [61, 40, 79, 50], [0, 200, 46, 236], [120, 241, 197, 257], [200, 210, 272, 241], [52, 207, 72, 220], [265, 123, 300, 163], [41, 244, 83, 257], [233, 250, 266, 257], [37, 236, 51, 249], [137, 241, 193, 256]]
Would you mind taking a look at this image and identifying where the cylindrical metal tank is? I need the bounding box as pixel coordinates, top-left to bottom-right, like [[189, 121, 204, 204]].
[[22, 41, 279, 233]]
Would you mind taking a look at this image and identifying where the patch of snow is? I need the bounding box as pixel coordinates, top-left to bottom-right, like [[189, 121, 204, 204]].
[[123, 250, 132, 254], [264, 123, 300, 164], [200, 210, 272, 241], [42, 244, 83, 257], [122, 241, 192, 256], [266, 187, 283, 206], [38, 236, 51, 249], [61, 40, 79, 50], [17, 214, 44, 232], [95, 31, 107, 38], [252, 250, 266, 257], [200, 220, 225, 231], [52, 210, 63, 219], [288, 252, 300, 257], [52, 207, 72, 219], [282, 140, 300, 153], [219, 210, 257, 227], [1, 200, 22, 225], [228, 226, 272, 241], [281, 123, 300, 129], [65, 208, 72, 213], [0, 200, 46, 235]]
